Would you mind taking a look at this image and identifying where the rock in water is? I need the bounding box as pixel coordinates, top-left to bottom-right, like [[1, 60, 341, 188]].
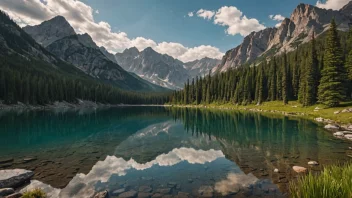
[[308, 161, 319, 165], [0, 169, 34, 188], [292, 166, 307, 173], [0, 188, 14, 196], [198, 186, 214, 197], [324, 124, 339, 130], [274, 168, 279, 173], [119, 190, 137, 198], [111, 188, 126, 196], [94, 190, 108, 198], [4, 192, 22, 198], [333, 132, 345, 136]]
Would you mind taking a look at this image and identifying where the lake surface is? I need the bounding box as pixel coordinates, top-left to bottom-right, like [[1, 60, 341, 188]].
[[0, 107, 351, 197]]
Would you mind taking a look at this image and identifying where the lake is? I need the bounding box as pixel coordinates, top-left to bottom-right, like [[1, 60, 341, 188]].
[[0, 107, 351, 197]]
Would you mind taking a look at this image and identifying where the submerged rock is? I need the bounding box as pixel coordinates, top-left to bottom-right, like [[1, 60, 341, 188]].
[[292, 166, 307, 173], [112, 188, 126, 196], [0, 188, 14, 196], [198, 186, 214, 197], [0, 169, 34, 188], [137, 192, 152, 198], [138, 186, 152, 193], [119, 190, 137, 198], [274, 168, 279, 173]]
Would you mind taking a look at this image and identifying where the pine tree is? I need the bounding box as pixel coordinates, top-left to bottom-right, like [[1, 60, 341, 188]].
[[346, 28, 352, 99], [303, 32, 319, 106], [268, 58, 277, 101], [282, 53, 288, 105], [318, 19, 346, 107]]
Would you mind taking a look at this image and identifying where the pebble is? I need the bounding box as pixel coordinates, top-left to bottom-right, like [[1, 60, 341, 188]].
[[308, 161, 319, 165], [292, 166, 307, 173], [274, 168, 279, 173]]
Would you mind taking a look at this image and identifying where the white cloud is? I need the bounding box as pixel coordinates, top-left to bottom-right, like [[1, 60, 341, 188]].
[[178, 45, 224, 62], [215, 173, 258, 196], [196, 9, 215, 20], [269, 14, 285, 28], [198, 6, 265, 36], [0, 0, 223, 62], [95, 9, 99, 14], [316, 0, 350, 10], [188, 11, 194, 17]]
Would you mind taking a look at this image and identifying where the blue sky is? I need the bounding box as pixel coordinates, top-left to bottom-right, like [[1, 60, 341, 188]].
[[0, 0, 347, 62], [82, 0, 318, 52]]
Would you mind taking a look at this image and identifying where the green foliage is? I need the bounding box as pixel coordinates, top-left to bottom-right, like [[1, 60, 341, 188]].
[[22, 188, 47, 198], [290, 163, 352, 198], [318, 19, 347, 107]]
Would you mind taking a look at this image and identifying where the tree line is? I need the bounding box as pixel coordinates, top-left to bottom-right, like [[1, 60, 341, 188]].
[[172, 20, 352, 107], [0, 58, 169, 105]]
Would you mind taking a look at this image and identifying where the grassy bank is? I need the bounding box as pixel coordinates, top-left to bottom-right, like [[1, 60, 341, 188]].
[[172, 101, 352, 124], [289, 163, 352, 198]]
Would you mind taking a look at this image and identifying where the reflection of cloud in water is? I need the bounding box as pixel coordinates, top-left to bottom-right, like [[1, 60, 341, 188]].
[[134, 122, 171, 138], [26, 148, 224, 198], [215, 173, 258, 196]]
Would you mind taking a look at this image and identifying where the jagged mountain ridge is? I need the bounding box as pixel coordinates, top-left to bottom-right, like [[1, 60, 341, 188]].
[[213, 2, 352, 73], [115, 47, 220, 89], [23, 16, 168, 92]]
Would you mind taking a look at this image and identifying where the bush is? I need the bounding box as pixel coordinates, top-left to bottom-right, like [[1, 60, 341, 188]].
[[289, 163, 352, 198], [22, 188, 47, 198]]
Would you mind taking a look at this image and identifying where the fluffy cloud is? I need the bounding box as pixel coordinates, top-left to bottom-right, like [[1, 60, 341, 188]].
[[316, 0, 350, 10], [188, 12, 194, 17], [196, 9, 215, 20], [197, 6, 265, 36], [269, 14, 285, 28], [0, 0, 223, 62], [178, 45, 224, 62]]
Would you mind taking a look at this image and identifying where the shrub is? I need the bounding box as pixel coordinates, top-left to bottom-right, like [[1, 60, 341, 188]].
[[22, 188, 47, 198]]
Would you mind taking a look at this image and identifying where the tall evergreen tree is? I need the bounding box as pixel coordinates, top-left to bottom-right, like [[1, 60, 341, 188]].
[[318, 19, 346, 107], [346, 28, 352, 99], [303, 32, 319, 106], [282, 53, 288, 105]]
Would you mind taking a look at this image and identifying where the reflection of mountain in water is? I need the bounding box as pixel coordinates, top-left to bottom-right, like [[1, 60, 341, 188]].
[[114, 121, 222, 163]]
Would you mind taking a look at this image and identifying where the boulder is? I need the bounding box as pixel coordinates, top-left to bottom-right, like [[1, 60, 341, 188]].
[[138, 186, 152, 193], [0, 169, 34, 188], [119, 190, 137, 198], [334, 111, 341, 114], [341, 109, 350, 113], [94, 190, 108, 198], [138, 192, 152, 198], [344, 134, 352, 140], [333, 132, 345, 136], [308, 161, 319, 165], [198, 186, 213, 197], [112, 188, 126, 196], [324, 124, 339, 130], [292, 166, 307, 173], [0, 188, 14, 196], [315, 117, 324, 122], [4, 193, 22, 198]]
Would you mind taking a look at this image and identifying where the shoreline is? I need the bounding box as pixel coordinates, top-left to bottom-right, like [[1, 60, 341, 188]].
[[170, 102, 352, 140]]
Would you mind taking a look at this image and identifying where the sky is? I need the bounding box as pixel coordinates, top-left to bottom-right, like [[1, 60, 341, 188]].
[[0, 0, 350, 62]]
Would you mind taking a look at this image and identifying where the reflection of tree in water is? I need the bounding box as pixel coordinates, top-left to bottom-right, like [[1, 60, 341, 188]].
[[168, 108, 349, 192]]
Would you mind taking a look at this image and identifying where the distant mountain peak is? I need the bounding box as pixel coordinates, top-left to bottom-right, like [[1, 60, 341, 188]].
[[23, 15, 75, 47], [213, 1, 352, 73]]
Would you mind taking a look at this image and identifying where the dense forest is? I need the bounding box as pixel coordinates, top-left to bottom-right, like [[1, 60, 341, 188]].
[[172, 20, 352, 107], [0, 10, 170, 105]]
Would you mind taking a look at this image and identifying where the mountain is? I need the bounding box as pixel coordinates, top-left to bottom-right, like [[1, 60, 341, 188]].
[[115, 47, 220, 89], [23, 16, 167, 92], [115, 47, 191, 89], [184, 57, 221, 77], [213, 2, 352, 72]]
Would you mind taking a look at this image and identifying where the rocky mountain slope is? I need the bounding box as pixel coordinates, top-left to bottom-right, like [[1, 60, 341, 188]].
[[23, 16, 167, 92], [213, 2, 352, 72], [115, 47, 220, 89]]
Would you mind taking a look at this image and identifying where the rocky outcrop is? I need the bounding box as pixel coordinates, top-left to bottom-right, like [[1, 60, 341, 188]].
[[213, 2, 352, 72], [115, 47, 191, 89], [0, 169, 34, 188], [23, 16, 75, 47]]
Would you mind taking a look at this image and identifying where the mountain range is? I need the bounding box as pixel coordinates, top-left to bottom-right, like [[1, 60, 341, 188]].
[[213, 1, 352, 72], [22, 16, 167, 92]]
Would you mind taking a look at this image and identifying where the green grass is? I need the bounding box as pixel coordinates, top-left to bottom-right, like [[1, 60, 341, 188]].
[[22, 188, 47, 198], [289, 163, 352, 198], [173, 101, 352, 124]]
